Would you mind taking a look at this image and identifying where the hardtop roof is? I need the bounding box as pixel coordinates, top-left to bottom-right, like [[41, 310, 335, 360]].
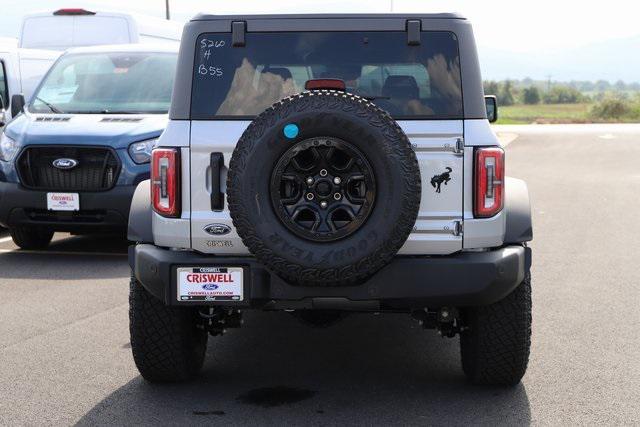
[[191, 13, 466, 21]]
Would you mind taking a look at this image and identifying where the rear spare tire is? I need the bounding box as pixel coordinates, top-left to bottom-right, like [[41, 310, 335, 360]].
[[227, 90, 420, 286]]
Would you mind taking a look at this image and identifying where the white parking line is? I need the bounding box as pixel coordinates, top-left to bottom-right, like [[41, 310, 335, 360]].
[[0, 248, 127, 256]]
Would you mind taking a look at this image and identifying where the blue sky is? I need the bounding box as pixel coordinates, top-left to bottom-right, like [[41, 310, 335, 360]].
[[2, 0, 639, 81]]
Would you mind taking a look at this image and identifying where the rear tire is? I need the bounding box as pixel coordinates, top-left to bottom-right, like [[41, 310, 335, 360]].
[[129, 275, 208, 383], [460, 272, 532, 386], [10, 226, 54, 250]]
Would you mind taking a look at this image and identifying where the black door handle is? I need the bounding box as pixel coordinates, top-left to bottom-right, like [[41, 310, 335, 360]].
[[210, 153, 224, 211]]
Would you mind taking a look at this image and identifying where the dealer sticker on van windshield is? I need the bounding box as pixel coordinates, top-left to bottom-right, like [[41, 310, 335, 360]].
[[177, 267, 243, 302]]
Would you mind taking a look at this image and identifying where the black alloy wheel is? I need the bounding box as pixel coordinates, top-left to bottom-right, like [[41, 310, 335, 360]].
[[270, 137, 376, 242]]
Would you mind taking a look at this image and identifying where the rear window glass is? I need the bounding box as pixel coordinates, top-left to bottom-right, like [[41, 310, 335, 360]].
[[191, 31, 462, 120]]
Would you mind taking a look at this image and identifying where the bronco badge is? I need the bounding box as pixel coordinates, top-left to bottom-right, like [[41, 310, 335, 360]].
[[431, 167, 452, 193], [204, 223, 231, 236]]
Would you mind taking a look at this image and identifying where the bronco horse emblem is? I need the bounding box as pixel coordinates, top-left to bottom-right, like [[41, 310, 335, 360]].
[[430, 167, 453, 193]]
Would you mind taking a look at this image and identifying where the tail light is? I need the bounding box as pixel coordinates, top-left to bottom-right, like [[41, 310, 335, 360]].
[[305, 79, 346, 91], [474, 147, 504, 218], [151, 148, 180, 217]]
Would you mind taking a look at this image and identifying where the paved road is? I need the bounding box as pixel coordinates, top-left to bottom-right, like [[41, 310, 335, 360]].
[[1, 124, 639, 426]]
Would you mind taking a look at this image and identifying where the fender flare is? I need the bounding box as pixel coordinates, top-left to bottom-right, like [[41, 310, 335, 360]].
[[127, 180, 153, 244], [504, 177, 533, 243]]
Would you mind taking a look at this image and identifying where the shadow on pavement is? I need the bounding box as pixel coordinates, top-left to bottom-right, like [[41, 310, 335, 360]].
[[47, 234, 130, 254], [77, 312, 531, 425], [0, 234, 129, 280]]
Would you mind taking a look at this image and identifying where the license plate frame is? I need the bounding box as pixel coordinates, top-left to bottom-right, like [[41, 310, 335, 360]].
[[176, 266, 244, 302], [46, 192, 80, 211]]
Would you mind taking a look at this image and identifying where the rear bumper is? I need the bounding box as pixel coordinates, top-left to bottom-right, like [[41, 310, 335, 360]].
[[0, 181, 135, 232], [130, 244, 532, 310]]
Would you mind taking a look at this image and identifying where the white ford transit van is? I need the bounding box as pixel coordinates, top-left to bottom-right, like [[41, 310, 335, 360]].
[[19, 9, 182, 50]]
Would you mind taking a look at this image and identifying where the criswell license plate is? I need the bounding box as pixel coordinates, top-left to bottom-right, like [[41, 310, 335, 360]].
[[47, 192, 79, 211], [177, 267, 243, 302]]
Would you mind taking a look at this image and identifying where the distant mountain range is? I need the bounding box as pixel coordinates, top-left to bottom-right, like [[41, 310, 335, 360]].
[[478, 35, 640, 83]]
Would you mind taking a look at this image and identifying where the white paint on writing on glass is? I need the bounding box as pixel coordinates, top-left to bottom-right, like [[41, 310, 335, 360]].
[[200, 39, 226, 49], [199, 64, 223, 77], [198, 38, 226, 78]]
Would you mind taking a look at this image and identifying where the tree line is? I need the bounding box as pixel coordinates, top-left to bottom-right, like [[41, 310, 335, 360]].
[[483, 78, 640, 121], [483, 78, 640, 106]]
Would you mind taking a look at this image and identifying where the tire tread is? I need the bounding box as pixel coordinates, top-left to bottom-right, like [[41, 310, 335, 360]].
[[460, 272, 532, 385], [129, 275, 207, 382], [227, 90, 421, 287], [10, 227, 53, 250]]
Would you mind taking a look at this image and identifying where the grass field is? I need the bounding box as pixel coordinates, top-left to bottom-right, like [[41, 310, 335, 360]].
[[496, 103, 593, 124]]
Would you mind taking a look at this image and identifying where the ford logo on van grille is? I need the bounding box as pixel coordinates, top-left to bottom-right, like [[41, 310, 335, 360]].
[[52, 158, 79, 170], [204, 224, 231, 236]]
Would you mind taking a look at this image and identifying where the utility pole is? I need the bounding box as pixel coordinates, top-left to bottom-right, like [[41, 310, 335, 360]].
[[165, 0, 170, 20], [546, 74, 552, 92]]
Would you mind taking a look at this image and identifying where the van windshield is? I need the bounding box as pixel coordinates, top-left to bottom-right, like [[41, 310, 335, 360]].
[[191, 31, 462, 120], [30, 52, 177, 114]]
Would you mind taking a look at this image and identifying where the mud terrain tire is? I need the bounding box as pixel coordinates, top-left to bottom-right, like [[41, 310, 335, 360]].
[[227, 90, 420, 286], [460, 272, 532, 385], [129, 275, 208, 382]]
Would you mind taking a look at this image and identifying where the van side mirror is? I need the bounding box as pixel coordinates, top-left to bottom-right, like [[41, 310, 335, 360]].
[[0, 95, 5, 127], [11, 94, 26, 118], [485, 95, 498, 123]]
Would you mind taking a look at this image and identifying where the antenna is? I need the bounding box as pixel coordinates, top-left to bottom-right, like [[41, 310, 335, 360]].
[[165, 0, 170, 20]]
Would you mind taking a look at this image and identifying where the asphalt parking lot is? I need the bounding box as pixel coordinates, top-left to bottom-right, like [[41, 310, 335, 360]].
[[1, 124, 639, 426]]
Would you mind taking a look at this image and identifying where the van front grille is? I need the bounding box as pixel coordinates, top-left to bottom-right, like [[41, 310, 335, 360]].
[[16, 146, 120, 191]]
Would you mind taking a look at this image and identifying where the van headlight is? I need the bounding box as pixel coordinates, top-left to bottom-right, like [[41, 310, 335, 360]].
[[128, 138, 158, 164], [0, 133, 19, 162]]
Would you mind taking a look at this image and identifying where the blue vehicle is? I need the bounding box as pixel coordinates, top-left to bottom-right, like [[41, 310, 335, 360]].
[[0, 44, 178, 248]]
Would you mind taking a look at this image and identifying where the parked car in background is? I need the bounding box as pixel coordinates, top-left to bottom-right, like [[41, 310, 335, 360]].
[[19, 9, 182, 50], [1, 9, 182, 125], [0, 40, 60, 125], [0, 44, 178, 249]]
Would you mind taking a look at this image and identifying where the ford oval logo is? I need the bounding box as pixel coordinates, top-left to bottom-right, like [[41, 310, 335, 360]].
[[204, 224, 231, 236], [52, 158, 79, 170]]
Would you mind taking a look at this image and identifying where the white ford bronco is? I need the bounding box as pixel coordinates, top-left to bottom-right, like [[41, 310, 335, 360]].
[[127, 13, 533, 385]]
